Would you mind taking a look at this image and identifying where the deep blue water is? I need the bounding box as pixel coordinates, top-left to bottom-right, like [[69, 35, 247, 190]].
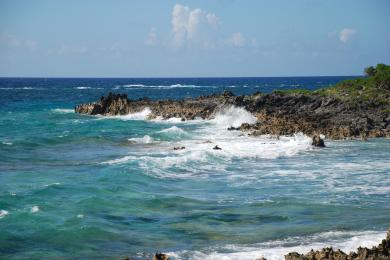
[[0, 77, 389, 259]]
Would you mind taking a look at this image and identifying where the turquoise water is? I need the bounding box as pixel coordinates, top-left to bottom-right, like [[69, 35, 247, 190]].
[[0, 78, 389, 259]]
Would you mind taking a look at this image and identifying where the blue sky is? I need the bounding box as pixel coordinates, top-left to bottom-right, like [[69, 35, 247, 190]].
[[0, 0, 389, 77]]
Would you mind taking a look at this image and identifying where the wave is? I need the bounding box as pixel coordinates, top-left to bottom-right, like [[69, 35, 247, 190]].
[[158, 126, 189, 138], [52, 108, 74, 114], [75, 86, 91, 89], [0, 210, 9, 218], [169, 230, 387, 260], [128, 135, 155, 144], [98, 107, 152, 121], [1, 141, 13, 145], [114, 84, 214, 90], [211, 106, 257, 128]]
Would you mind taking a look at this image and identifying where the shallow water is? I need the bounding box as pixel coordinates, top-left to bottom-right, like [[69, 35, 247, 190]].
[[0, 77, 389, 259]]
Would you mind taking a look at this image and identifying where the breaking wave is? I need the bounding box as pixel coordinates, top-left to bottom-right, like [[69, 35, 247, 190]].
[[169, 230, 387, 260]]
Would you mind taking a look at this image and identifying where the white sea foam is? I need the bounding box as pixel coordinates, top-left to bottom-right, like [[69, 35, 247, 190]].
[[101, 107, 312, 175], [75, 86, 91, 89], [102, 155, 134, 165], [211, 105, 257, 128], [30, 206, 39, 213], [101, 107, 152, 121], [128, 135, 154, 144], [158, 126, 189, 138], [2, 141, 13, 145], [77, 214, 84, 218], [0, 210, 9, 218], [52, 108, 74, 114], [169, 230, 386, 260]]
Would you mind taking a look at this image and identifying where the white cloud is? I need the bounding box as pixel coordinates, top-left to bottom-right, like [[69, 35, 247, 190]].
[[171, 4, 220, 48], [145, 27, 158, 46], [228, 32, 246, 47], [0, 32, 38, 51], [47, 45, 88, 55], [339, 28, 357, 43]]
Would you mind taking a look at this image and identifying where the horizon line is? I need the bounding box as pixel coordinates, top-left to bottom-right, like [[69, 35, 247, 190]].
[[0, 74, 363, 79]]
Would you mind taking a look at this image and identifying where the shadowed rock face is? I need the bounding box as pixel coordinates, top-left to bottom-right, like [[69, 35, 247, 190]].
[[284, 229, 390, 260], [75, 90, 390, 140]]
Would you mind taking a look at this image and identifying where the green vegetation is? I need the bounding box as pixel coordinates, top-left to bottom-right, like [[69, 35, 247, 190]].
[[317, 64, 390, 105], [274, 64, 390, 106]]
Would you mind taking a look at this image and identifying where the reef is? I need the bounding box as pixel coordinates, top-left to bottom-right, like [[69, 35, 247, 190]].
[[75, 64, 390, 140]]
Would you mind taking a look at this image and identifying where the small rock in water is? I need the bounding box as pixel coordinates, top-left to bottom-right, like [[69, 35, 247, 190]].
[[312, 135, 325, 147], [153, 252, 169, 260], [173, 146, 185, 150], [227, 126, 240, 131], [213, 145, 222, 150]]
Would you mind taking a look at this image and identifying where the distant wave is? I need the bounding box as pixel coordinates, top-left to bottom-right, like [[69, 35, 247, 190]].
[[75, 86, 91, 89], [114, 84, 217, 90], [52, 108, 74, 114]]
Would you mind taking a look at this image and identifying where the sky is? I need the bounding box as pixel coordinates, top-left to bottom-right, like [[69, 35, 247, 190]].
[[0, 0, 389, 77]]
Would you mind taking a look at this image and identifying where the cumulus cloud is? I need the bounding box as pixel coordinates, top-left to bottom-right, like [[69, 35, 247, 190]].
[[339, 28, 357, 43], [145, 27, 158, 46], [227, 32, 246, 47], [171, 4, 220, 48]]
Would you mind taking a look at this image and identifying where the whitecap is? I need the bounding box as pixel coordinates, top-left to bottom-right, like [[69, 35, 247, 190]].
[[52, 108, 74, 114], [75, 86, 91, 89], [158, 126, 189, 137], [2, 141, 13, 145], [30, 206, 39, 213], [0, 210, 9, 218], [128, 135, 154, 144]]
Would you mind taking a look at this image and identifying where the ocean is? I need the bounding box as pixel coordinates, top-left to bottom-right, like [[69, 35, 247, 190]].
[[0, 77, 389, 259]]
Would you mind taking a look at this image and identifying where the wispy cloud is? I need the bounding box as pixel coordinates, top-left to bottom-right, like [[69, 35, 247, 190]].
[[145, 27, 158, 46], [227, 32, 246, 47], [0, 32, 38, 51], [47, 44, 88, 55], [339, 28, 357, 43]]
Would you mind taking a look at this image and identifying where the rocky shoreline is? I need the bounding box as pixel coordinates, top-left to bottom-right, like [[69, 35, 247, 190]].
[[149, 229, 390, 260], [75, 88, 389, 140]]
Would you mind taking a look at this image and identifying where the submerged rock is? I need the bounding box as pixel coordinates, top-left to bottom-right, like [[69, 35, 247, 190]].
[[312, 135, 325, 147], [173, 146, 185, 150], [153, 253, 169, 260], [213, 145, 222, 150]]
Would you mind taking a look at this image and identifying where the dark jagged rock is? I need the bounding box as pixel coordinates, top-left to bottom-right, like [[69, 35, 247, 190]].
[[173, 146, 185, 150], [153, 252, 169, 260], [283, 228, 390, 260], [312, 135, 325, 147], [213, 145, 222, 150], [227, 126, 240, 131]]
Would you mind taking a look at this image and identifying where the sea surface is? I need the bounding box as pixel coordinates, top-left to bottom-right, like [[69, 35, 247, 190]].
[[0, 77, 389, 259]]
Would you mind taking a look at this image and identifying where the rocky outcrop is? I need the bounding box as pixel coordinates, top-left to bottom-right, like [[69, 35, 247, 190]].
[[284, 228, 390, 260], [75, 90, 390, 140], [312, 135, 325, 147]]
